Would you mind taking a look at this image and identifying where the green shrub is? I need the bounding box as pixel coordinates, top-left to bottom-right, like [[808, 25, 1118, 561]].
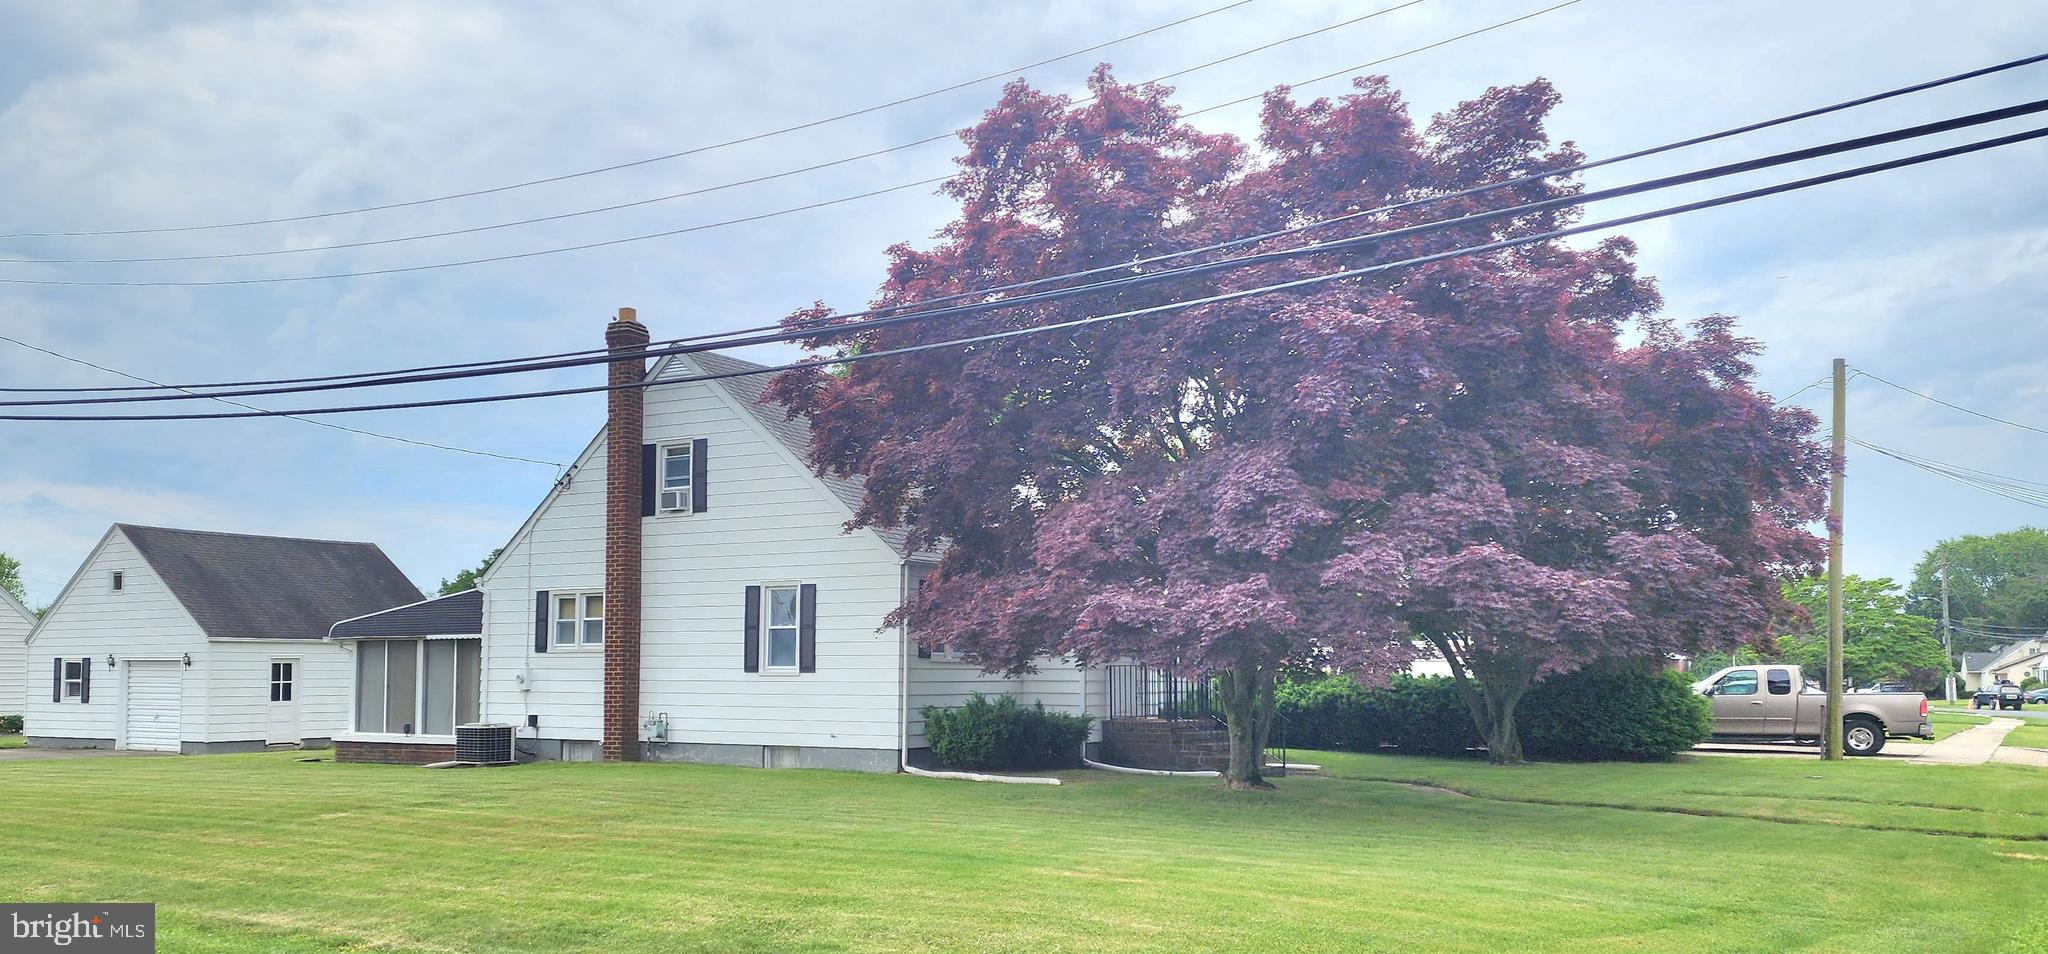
[[1518, 662, 1712, 761], [923, 694, 1092, 771], [2023, 676, 2044, 692], [1275, 675, 1479, 755], [1277, 662, 1709, 762], [0, 714, 20, 735]]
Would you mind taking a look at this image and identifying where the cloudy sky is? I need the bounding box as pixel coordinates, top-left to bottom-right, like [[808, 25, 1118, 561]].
[[2, 0, 2045, 607]]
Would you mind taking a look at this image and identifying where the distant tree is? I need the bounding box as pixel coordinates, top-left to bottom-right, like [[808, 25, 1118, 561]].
[[0, 552, 25, 605], [1908, 528, 2048, 653], [772, 69, 1825, 777], [439, 548, 501, 596], [1775, 576, 1948, 686]]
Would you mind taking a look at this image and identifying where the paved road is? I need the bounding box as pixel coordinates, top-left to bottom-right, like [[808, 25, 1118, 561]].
[[1932, 705, 2048, 722]]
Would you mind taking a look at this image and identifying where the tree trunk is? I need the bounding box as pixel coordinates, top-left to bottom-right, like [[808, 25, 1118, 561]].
[[1428, 636, 1534, 765], [1216, 664, 1275, 790]]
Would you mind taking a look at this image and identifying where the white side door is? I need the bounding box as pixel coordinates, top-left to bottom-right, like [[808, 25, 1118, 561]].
[[123, 660, 183, 752], [267, 658, 300, 745]]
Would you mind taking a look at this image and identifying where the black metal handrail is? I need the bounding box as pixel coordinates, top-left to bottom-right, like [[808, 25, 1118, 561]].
[[1105, 664, 1217, 721]]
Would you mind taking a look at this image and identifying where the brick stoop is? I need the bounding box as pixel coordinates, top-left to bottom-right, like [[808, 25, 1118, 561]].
[[1102, 718, 1230, 771]]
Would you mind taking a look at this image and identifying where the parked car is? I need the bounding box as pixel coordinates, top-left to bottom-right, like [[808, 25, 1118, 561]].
[[1694, 665, 1933, 756], [1972, 682, 2026, 710], [2028, 688, 2048, 705]]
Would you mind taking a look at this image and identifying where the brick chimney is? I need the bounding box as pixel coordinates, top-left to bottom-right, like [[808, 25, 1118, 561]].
[[603, 306, 648, 762]]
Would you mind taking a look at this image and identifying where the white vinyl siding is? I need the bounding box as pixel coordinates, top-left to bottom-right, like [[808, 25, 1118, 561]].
[[0, 593, 28, 716], [204, 640, 350, 743]]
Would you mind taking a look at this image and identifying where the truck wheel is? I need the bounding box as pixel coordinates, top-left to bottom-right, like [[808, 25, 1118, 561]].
[[1843, 717, 1885, 756]]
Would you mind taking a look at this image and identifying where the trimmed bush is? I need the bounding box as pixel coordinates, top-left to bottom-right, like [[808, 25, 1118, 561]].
[[0, 714, 20, 735], [923, 694, 1092, 771], [1276, 662, 1709, 762], [1275, 675, 1479, 755], [1518, 662, 1712, 761]]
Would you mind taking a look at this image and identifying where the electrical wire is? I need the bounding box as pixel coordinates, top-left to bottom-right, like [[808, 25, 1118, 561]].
[[1854, 366, 2048, 439], [0, 334, 563, 466], [8, 120, 2044, 423], [10, 97, 2046, 408], [1850, 437, 2048, 510], [9, 47, 2041, 395], [0, 0, 1270, 239], [0, 0, 1588, 287], [0, 0, 1430, 266]]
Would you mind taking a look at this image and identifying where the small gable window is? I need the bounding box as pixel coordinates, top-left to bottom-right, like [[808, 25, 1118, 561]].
[[111, 571, 124, 592], [659, 442, 694, 513]]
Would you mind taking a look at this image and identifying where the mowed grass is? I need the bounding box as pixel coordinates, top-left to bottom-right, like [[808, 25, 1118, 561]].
[[0, 734, 23, 749], [5, 752, 2048, 952], [1931, 712, 1992, 741], [2004, 721, 2048, 750]]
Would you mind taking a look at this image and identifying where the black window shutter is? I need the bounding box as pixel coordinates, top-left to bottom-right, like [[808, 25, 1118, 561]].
[[533, 590, 551, 653], [640, 443, 657, 517], [81, 657, 91, 703], [917, 642, 931, 660], [743, 586, 761, 672], [52, 657, 61, 702], [799, 584, 818, 673], [691, 438, 709, 513]]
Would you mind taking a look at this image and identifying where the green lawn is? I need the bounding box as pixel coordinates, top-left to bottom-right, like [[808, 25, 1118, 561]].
[[6, 751, 2048, 952], [1931, 712, 1992, 741], [2004, 721, 2048, 750], [0, 733, 23, 749]]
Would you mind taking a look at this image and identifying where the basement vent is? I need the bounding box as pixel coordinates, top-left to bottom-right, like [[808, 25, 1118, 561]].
[[454, 723, 515, 765]]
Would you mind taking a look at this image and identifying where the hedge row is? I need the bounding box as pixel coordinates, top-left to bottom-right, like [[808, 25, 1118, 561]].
[[923, 694, 1093, 771], [1275, 663, 1711, 761]]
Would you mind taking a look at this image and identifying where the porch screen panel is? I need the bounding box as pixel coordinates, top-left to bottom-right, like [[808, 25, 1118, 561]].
[[355, 641, 387, 733], [422, 641, 456, 736], [386, 639, 418, 734], [455, 640, 481, 725]]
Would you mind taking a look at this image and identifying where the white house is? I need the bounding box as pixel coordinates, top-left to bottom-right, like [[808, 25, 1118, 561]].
[[25, 524, 423, 753], [1984, 638, 2048, 688], [331, 311, 1116, 770], [0, 585, 31, 717]]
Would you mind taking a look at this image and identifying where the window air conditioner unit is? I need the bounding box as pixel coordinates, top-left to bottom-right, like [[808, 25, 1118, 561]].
[[454, 723, 515, 765], [659, 489, 688, 512]]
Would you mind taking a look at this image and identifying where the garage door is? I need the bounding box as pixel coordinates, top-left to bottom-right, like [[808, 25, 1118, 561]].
[[123, 660, 183, 752]]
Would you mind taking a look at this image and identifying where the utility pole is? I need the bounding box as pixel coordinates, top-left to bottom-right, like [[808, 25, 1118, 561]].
[[1825, 358, 1846, 761], [1941, 560, 1955, 705]]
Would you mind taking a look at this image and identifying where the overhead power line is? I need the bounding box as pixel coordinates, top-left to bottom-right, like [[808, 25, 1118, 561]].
[[0, 0, 1271, 239], [0, 334, 563, 466], [9, 97, 2046, 408], [1854, 366, 2048, 439], [7, 120, 2044, 423], [1850, 436, 2048, 510], [8, 49, 2041, 397], [0, 0, 1431, 266], [0, 0, 1587, 287]]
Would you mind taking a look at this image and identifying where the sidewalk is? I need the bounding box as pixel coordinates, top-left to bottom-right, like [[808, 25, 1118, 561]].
[[1912, 718, 2021, 766]]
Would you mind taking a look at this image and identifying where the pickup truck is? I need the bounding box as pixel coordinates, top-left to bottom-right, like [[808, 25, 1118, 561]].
[[1693, 665, 1932, 755]]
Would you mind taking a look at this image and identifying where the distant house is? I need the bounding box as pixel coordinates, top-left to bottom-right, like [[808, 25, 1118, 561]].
[[1957, 651, 2001, 692], [0, 586, 30, 717], [24, 525, 421, 753], [1983, 639, 2048, 687], [330, 315, 1109, 769]]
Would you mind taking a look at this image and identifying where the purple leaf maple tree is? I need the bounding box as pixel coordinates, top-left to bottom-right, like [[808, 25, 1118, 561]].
[[770, 68, 1827, 781]]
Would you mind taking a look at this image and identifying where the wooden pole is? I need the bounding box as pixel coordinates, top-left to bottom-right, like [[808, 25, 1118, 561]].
[[1825, 358, 1846, 761]]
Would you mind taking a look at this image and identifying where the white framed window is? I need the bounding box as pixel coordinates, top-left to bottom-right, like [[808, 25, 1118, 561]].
[[110, 570, 124, 592], [553, 592, 605, 647], [62, 659, 84, 699], [763, 584, 801, 672], [659, 442, 694, 513], [270, 661, 294, 702]]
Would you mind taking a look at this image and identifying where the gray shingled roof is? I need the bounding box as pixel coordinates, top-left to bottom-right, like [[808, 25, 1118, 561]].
[[688, 352, 919, 557], [1959, 651, 2000, 671], [119, 525, 423, 641], [331, 589, 482, 639]]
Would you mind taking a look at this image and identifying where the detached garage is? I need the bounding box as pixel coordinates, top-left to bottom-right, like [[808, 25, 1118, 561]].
[[24, 524, 422, 753]]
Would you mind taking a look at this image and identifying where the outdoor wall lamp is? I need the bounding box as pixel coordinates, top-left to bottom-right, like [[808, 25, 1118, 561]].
[[181, 653, 192, 667], [106, 654, 116, 669]]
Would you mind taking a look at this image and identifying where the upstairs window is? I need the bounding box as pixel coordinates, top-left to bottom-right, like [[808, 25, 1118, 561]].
[[659, 442, 694, 513], [765, 585, 800, 672], [110, 571, 124, 592]]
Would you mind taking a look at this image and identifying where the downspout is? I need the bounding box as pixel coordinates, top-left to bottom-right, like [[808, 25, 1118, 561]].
[[896, 561, 1058, 785]]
